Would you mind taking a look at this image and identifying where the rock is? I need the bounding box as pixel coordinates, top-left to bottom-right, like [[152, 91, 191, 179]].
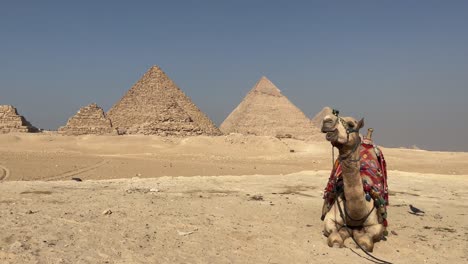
[[250, 195, 264, 201], [71, 177, 82, 182], [59, 103, 117, 135], [0, 105, 38, 133], [177, 228, 198, 236], [102, 209, 112, 215], [149, 188, 159, 192]]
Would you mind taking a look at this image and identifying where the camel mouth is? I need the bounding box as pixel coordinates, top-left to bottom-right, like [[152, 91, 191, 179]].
[[325, 129, 338, 141], [321, 125, 336, 133]]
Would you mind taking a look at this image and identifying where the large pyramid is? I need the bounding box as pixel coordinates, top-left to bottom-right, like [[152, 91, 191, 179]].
[[59, 103, 117, 135], [0, 105, 38, 133], [220, 76, 319, 139], [107, 66, 221, 136]]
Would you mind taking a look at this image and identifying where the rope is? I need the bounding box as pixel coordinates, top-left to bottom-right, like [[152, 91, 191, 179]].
[[336, 197, 392, 264]]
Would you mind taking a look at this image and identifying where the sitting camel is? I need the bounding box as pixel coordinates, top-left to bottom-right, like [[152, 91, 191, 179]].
[[320, 110, 388, 252]]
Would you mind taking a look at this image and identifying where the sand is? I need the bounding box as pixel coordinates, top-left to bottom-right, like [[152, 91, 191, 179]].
[[0, 133, 467, 263]]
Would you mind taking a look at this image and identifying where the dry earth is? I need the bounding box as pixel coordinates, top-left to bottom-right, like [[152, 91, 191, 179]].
[[0, 133, 467, 263]]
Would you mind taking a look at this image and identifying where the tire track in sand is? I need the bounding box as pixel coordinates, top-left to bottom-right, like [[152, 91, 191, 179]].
[[41, 159, 109, 181]]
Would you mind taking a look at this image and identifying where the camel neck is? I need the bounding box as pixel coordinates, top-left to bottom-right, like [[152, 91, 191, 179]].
[[339, 145, 368, 220]]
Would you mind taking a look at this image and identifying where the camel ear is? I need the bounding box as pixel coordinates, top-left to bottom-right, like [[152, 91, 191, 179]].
[[357, 118, 365, 129]]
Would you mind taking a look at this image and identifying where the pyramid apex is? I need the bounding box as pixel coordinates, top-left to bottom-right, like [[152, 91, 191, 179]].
[[252, 76, 281, 96], [147, 65, 164, 73], [311, 106, 333, 127]]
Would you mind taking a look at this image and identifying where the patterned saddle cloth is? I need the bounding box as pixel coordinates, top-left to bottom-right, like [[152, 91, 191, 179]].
[[321, 138, 389, 227]]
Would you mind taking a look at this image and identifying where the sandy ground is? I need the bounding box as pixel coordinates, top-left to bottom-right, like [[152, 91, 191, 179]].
[[0, 133, 467, 263]]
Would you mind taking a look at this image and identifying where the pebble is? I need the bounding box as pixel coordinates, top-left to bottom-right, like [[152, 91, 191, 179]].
[[102, 209, 112, 215]]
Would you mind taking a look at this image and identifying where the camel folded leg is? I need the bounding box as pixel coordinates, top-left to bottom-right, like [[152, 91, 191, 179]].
[[323, 203, 352, 248], [352, 223, 384, 252]]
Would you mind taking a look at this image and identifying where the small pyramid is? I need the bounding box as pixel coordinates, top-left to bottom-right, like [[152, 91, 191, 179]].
[[311, 106, 333, 128], [59, 103, 117, 135], [220, 76, 319, 139], [0, 105, 38, 133], [107, 66, 221, 136]]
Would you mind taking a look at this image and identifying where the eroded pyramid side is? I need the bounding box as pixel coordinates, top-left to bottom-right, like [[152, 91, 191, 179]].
[[59, 103, 117, 135], [0, 105, 38, 133]]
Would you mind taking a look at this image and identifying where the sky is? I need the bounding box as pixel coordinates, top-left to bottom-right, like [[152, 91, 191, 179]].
[[1, 1, 467, 151]]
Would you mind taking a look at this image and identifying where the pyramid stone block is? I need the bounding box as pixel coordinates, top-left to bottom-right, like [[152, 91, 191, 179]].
[[107, 66, 221, 136], [59, 103, 117, 135], [0, 105, 38, 133], [220, 76, 319, 140]]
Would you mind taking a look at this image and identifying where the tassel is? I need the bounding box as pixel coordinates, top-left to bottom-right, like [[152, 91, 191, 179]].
[[365, 193, 372, 201]]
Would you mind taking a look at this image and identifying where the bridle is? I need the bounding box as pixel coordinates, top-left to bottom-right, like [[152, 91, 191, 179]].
[[330, 110, 362, 165]]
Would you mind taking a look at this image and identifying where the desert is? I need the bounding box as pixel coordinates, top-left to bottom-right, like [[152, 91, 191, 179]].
[[0, 132, 467, 263], [1, 65, 468, 264]]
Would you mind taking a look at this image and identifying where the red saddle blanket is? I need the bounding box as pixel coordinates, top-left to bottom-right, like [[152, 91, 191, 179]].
[[322, 138, 389, 225]]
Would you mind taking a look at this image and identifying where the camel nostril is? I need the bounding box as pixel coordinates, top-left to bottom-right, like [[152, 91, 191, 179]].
[[323, 118, 333, 125]]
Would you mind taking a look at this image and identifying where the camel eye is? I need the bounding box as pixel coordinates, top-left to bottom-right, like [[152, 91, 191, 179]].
[[347, 121, 355, 128]]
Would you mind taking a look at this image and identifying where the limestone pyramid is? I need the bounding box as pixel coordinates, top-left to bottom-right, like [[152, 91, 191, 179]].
[[220, 76, 319, 139], [311, 106, 333, 128], [59, 103, 117, 135], [0, 105, 38, 133], [107, 66, 221, 136]]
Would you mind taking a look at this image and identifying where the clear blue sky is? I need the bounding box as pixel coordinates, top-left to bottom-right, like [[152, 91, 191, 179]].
[[1, 1, 467, 151]]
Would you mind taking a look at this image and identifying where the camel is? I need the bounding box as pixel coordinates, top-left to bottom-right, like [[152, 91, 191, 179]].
[[320, 111, 387, 252]]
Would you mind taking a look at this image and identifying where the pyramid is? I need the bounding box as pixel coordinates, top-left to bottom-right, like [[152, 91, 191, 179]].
[[0, 105, 38, 133], [107, 66, 221, 136], [220, 76, 319, 139], [311, 106, 333, 128], [59, 103, 117, 135]]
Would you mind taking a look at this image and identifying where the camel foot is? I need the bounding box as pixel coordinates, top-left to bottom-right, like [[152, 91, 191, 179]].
[[353, 229, 374, 252], [331, 242, 343, 248], [327, 233, 344, 248], [354, 237, 374, 252]]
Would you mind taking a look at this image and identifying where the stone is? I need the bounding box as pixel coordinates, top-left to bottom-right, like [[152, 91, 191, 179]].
[[220, 76, 319, 140], [107, 66, 221, 136], [58, 103, 117, 135], [0, 105, 38, 133], [102, 209, 112, 215]]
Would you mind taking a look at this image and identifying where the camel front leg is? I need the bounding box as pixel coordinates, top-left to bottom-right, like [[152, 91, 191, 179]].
[[352, 223, 384, 252], [323, 203, 351, 248]]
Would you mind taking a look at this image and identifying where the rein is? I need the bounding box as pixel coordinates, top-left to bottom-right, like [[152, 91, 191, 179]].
[[336, 199, 392, 264]]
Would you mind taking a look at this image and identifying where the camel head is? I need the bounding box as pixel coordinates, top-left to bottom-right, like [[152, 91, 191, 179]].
[[321, 110, 364, 149]]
